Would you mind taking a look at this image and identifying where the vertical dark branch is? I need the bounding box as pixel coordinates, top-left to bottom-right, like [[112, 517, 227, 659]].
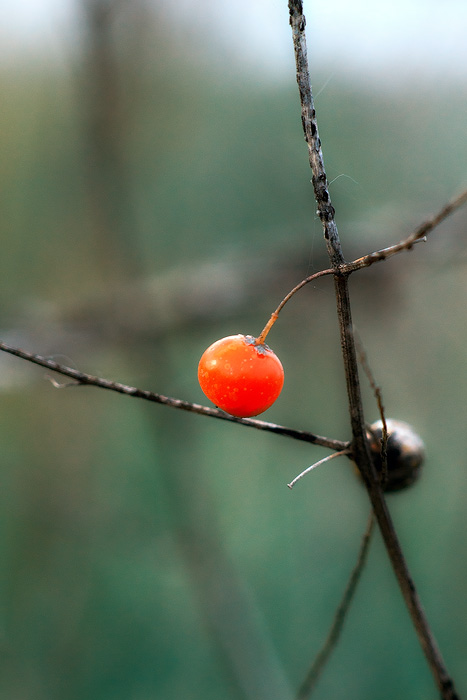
[[288, 1, 368, 458], [287, 1, 342, 268], [288, 2, 460, 698]]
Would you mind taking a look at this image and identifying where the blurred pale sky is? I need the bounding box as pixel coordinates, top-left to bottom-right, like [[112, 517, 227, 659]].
[[1, 0, 467, 83]]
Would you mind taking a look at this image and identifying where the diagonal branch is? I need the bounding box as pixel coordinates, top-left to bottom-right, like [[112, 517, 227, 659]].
[[297, 512, 375, 699], [346, 188, 467, 273], [288, 2, 460, 699], [0, 339, 347, 452]]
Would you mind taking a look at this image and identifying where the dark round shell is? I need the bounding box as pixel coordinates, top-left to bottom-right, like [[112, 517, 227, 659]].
[[366, 419, 425, 492]]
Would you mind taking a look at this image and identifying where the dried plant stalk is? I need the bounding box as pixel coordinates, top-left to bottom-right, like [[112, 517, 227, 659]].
[[288, 1, 460, 698]]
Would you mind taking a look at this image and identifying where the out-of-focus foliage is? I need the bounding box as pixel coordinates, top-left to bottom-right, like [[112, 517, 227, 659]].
[[0, 2, 466, 699]]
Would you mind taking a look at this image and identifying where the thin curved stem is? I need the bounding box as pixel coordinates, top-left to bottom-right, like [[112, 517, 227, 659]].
[[257, 268, 334, 344], [287, 449, 350, 489]]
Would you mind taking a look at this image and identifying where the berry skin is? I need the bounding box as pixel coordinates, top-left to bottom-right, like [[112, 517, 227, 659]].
[[198, 334, 284, 418]]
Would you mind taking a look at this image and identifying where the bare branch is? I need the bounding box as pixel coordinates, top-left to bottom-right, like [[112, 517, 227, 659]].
[[297, 512, 375, 699], [355, 332, 388, 485], [258, 188, 467, 340], [255, 187, 467, 344], [288, 2, 342, 269], [0, 339, 347, 452], [288, 2, 461, 698], [346, 188, 467, 273]]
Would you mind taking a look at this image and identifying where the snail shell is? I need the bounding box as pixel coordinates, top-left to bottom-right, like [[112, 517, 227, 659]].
[[366, 419, 425, 492]]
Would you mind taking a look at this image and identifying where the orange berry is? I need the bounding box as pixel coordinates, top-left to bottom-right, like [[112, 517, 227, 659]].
[[198, 334, 284, 418]]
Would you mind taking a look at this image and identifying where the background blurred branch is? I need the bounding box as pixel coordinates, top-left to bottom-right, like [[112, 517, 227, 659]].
[[297, 512, 375, 699]]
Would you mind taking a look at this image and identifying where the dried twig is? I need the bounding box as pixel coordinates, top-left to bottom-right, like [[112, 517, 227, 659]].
[[288, 2, 460, 698], [287, 449, 350, 489], [0, 339, 347, 452], [355, 333, 388, 485], [346, 188, 467, 273], [256, 189, 467, 344], [297, 512, 375, 699]]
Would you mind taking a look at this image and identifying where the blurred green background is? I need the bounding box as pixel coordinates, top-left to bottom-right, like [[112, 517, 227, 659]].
[[0, 1, 466, 699]]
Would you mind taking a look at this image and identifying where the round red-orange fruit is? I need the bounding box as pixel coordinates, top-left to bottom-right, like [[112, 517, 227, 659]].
[[198, 334, 284, 418]]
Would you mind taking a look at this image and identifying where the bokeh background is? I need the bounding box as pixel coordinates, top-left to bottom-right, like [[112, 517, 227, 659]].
[[0, 1, 466, 699]]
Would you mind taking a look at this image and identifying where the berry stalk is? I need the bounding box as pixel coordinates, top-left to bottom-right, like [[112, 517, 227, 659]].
[[256, 267, 334, 344]]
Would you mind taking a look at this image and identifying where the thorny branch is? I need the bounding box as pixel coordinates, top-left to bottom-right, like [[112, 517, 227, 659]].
[[288, 1, 461, 699]]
